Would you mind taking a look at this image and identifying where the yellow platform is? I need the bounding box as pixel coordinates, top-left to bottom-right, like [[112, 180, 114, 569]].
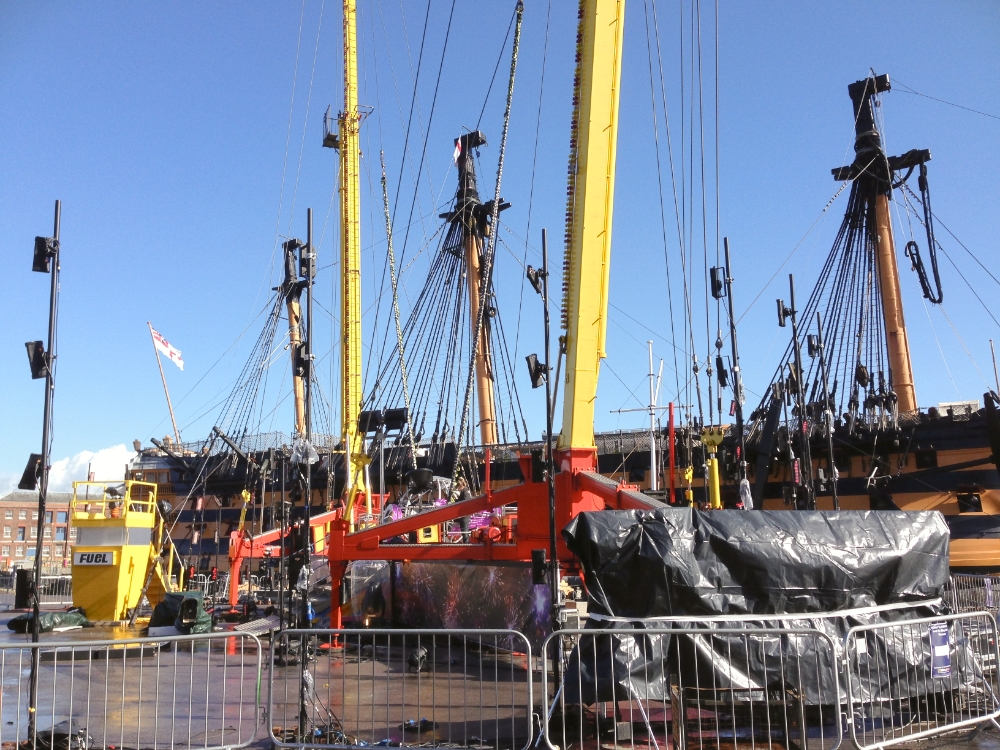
[[70, 480, 182, 621]]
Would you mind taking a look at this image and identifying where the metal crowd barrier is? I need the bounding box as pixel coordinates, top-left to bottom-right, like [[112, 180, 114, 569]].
[[0, 631, 263, 750], [844, 611, 1000, 749], [187, 573, 230, 603], [37, 574, 73, 605], [269, 628, 535, 749], [541, 626, 842, 750], [951, 573, 1000, 617], [0, 573, 73, 611]]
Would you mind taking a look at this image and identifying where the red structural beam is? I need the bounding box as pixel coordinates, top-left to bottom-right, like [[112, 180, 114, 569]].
[[227, 508, 340, 606]]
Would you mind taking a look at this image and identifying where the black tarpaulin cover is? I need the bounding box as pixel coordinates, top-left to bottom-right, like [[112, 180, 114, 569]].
[[560, 508, 976, 706], [564, 508, 950, 617]]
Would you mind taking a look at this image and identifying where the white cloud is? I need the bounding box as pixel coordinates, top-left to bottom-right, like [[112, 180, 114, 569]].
[[0, 473, 19, 497], [47, 445, 137, 492]]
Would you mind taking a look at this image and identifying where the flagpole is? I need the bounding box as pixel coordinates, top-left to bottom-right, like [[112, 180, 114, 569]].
[[148, 321, 182, 445]]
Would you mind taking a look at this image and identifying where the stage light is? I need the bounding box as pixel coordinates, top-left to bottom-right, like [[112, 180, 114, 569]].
[[17, 454, 42, 491], [24, 341, 48, 380], [525, 354, 546, 389], [32, 236, 57, 273], [526, 265, 543, 296], [710, 267, 726, 299]]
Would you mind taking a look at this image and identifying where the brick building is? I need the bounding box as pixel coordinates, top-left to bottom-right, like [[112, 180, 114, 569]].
[[0, 491, 75, 570]]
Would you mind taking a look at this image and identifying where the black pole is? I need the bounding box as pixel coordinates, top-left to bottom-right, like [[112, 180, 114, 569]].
[[279, 455, 286, 628], [816, 312, 839, 509], [788, 274, 815, 509], [722, 238, 747, 484], [541, 229, 558, 623], [28, 199, 60, 740], [303, 207, 313, 625], [298, 209, 315, 740]]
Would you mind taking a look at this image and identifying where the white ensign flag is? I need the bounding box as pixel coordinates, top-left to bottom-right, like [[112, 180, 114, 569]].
[[151, 327, 184, 370]]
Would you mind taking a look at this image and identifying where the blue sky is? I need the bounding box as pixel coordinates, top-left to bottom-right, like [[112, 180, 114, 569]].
[[2, 1, 999, 488]]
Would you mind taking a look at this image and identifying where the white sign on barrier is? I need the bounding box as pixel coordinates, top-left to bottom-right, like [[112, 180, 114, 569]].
[[928, 621, 951, 678]]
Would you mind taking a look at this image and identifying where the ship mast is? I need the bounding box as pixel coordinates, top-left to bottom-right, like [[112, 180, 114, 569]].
[[452, 130, 498, 446], [339, 0, 366, 512], [282, 240, 307, 435], [845, 74, 917, 413]]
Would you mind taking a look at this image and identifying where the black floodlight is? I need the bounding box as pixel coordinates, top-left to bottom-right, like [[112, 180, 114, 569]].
[[807, 334, 820, 358], [531, 549, 547, 585], [525, 354, 546, 389], [358, 409, 385, 434], [17, 453, 42, 491], [776, 299, 792, 327], [384, 408, 408, 432], [293, 342, 311, 378], [32, 236, 57, 273], [710, 267, 726, 299], [716, 356, 729, 388], [298, 243, 315, 280], [25, 341, 48, 379], [526, 265, 543, 296]]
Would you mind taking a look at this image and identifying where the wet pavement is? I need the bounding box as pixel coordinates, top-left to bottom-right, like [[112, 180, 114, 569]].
[[0, 610, 997, 750]]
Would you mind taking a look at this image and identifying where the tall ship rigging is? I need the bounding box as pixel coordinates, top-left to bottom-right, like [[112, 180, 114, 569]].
[[116, 4, 1000, 634]]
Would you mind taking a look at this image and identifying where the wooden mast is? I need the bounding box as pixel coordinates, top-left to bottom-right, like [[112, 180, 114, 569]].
[[465, 230, 498, 444], [453, 130, 498, 446], [874, 192, 916, 412], [847, 74, 917, 413], [282, 246, 307, 436]]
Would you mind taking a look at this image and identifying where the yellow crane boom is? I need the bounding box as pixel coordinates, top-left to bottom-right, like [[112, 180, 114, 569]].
[[340, 0, 367, 513], [558, 0, 626, 454]]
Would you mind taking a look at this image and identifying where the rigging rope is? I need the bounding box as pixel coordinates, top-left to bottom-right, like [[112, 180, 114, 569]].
[[642, 0, 683, 411], [451, 0, 523, 491], [513, 0, 551, 389], [379, 150, 418, 470]]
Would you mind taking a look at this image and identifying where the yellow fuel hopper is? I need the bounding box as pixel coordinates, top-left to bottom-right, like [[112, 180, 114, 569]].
[[70, 480, 184, 621]]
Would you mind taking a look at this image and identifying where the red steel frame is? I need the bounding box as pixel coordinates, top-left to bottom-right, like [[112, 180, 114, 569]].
[[227, 449, 660, 623]]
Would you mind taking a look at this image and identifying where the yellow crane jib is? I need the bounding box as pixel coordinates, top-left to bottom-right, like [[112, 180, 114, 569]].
[[558, 0, 626, 453], [236, 488, 252, 534], [329, 0, 367, 517], [69, 480, 180, 622]]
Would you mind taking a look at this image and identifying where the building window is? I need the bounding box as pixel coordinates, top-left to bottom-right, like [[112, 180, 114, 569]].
[[56, 511, 68, 524], [45, 511, 52, 523], [15, 546, 23, 557], [69, 527, 77, 539], [43, 528, 51, 538], [4, 510, 11, 520], [32, 510, 38, 520], [1, 546, 8, 557], [3, 527, 9, 538], [26, 549, 35, 558], [55, 527, 66, 541], [30, 527, 37, 538], [54, 544, 63, 555], [42, 546, 50, 557], [16, 528, 25, 541], [18, 510, 26, 520]]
